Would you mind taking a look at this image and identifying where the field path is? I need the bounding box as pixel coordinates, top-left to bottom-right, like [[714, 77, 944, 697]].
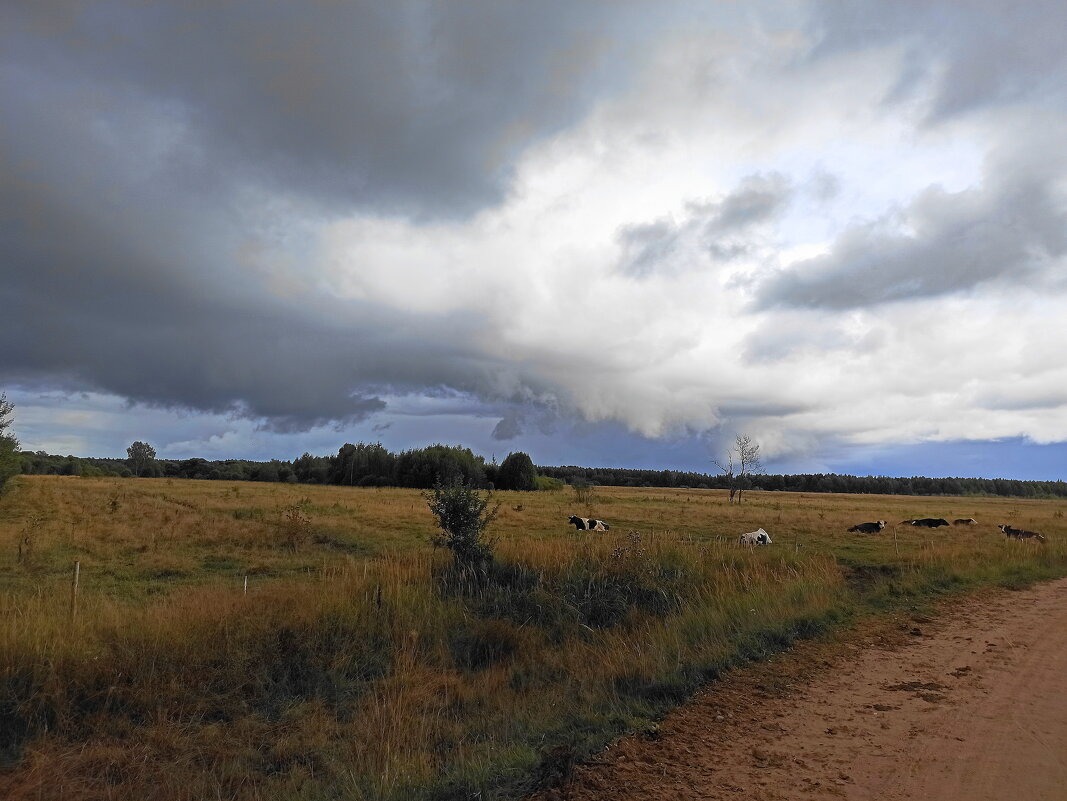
[[535, 577, 1067, 801]]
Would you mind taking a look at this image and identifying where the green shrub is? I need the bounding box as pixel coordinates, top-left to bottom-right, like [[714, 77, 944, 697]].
[[535, 476, 565, 492], [425, 480, 500, 567], [0, 392, 19, 492]]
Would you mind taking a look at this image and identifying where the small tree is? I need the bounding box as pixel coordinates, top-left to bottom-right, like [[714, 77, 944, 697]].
[[425, 479, 500, 568], [713, 434, 763, 503], [0, 393, 20, 491], [496, 451, 538, 491], [126, 441, 157, 477]]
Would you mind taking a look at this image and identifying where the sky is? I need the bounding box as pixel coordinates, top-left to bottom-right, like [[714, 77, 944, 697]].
[[3, 1, 1067, 480]]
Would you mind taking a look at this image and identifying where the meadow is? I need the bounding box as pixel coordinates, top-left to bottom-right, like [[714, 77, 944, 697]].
[[2, 475, 1066, 800]]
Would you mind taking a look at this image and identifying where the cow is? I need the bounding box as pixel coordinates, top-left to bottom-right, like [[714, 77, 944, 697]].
[[900, 518, 950, 528], [998, 524, 1046, 542], [739, 528, 772, 546], [952, 518, 978, 526], [568, 515, 609, 531], [848, 521, 887, 533]]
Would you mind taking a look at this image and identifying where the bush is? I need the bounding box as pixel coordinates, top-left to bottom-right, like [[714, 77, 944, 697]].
[[425, 480, 500, 567], [536, 475, 565, 492]]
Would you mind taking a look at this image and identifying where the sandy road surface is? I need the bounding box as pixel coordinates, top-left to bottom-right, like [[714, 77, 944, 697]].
[[536, 578, 1067, 801]]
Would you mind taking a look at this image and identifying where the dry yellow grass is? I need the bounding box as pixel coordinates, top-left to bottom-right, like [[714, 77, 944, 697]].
[[1, 476, 1065, 800]]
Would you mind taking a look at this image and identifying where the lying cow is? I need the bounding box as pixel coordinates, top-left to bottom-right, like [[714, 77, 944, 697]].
[[998, 524, 1046, 542], [900, 518, 950, 528], [568, 515, 609, 531], [739, 528, 772, 546], [953, 518, 978, 526], [848, 521, 887, 533]]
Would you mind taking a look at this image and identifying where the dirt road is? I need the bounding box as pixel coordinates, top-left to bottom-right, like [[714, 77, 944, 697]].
[[536, 578, 1067, 801]]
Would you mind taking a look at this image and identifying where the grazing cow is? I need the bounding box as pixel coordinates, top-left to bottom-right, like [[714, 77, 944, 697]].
[[998, 524, 1046, 542], [952, 518, 978, 526], [848, 520, 887, 533], [901, 518, 950, 528], [739, 528, 772, 546], [568, 515, 609, 532]]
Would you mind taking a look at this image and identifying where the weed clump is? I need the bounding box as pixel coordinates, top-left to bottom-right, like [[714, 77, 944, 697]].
[[281, 504, 313, 550], [561, 531, 685, 628], [449, 618, 523, 671]]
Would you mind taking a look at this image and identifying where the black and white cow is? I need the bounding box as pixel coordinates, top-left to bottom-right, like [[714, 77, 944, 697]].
[[568, 515, 609, 531], [848, 521, 887, 533], [998, 524, 1046, 542], [739, 528, 772, 545], [901, 518, 950, 528], [952, 518, 978, 526]]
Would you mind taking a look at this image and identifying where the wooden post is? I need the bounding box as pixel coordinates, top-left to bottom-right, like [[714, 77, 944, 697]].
[[243, 575, 248, 595], [70, 561, 80, 622]]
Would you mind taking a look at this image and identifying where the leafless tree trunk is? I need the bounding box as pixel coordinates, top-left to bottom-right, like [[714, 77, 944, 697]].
[[714, 434, 763, 503]]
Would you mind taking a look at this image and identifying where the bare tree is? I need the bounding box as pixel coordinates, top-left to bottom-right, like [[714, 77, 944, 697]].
[[713, 434, 763, 503]]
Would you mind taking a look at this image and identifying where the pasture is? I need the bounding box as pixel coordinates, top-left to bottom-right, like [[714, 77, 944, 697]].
[[2, 476, 1066, 800]]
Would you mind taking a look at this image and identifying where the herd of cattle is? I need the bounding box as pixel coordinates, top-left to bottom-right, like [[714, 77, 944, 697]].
[[568, 514, 1047, 544], [843, 517, 1046, 542]]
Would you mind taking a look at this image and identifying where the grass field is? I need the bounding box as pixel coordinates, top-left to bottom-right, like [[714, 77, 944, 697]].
[[2, 475, 1066, 800]]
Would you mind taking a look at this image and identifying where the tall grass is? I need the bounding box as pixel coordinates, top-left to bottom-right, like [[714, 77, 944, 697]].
[[1, 477, 1065, 799]]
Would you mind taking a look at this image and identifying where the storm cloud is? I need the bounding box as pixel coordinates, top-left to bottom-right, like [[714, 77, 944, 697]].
[[3, 1, 659, 219], [1, 0, 667, 431], [3, 1, 1067, 474]]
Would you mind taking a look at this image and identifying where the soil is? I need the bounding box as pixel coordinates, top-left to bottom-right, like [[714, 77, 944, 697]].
[[533, 577, 1067, 801]]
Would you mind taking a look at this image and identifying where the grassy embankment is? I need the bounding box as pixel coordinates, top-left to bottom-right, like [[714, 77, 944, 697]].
[[2, 476, 1065, 800]]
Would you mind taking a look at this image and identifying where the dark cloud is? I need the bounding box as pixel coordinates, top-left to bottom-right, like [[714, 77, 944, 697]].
[[756, 167, 1067, 310], [491, 411, 524, 441], [0, 1, 677, 431], [809, 0, 1067, 121], [617, 173, 792, 277], [2, 1, 653, 220], [0, 120, 515, 432], [489, 404, 559, 440], [702, 172, 792, 236]]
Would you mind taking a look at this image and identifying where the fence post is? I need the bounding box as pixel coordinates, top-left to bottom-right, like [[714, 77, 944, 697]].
[[70, 560, 80, 622]]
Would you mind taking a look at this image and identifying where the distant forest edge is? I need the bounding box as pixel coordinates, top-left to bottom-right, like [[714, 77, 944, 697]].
[[13, 441, 1067, 499]]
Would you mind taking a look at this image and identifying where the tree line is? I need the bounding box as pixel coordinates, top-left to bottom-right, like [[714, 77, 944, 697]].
[[17, 441, 548, 491], [11, 442, 1066, 498], [537, 465, 1067, 499], [2, 390, 1063, 501]]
